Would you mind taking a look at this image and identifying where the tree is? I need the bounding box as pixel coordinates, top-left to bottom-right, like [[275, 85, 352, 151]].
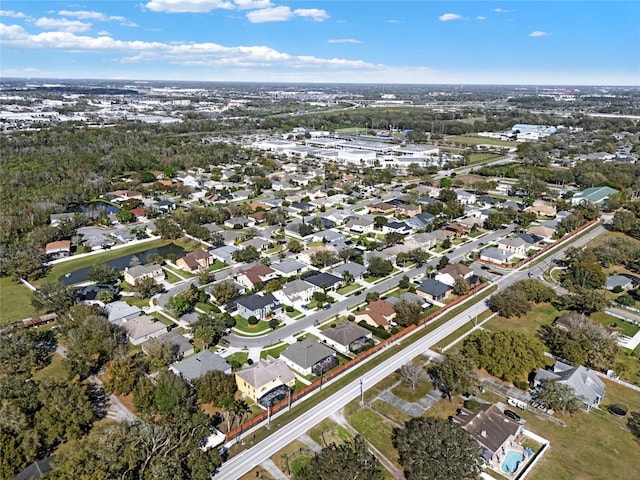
[[198, 269, 215, 285], [453, 277, 470, 296], [462, 330, 546, 383], [398, 275, 410, 289], [374, 216, 388, 228], [562, 261, 606, 291], [1, 244, 48, 281], [488, 288, 531, 317], [212, 281, 237, 305], [232, 245, 260, 263], [428, 353, 477, 401], [612, 210, 637, 233], [133, 277, 163, 298], [399, 363, 427, 391], [195, 370, 237, 407], [269, 317, 280, 330], [166, 293, 194, 317], [295, 435, 384, 480], [511, 279, 557, 303], [441, 237, 452, 249], [558, 287, 610, 314], [144, 339, 176, 371], [409, 248, 430, 266], [297, 223, 314, 237], [287, 238, 304, 253], [193, 313, 227, 349], [31, 281, 77, 314], [102, 353, 141, 395], [367, 256, 393, 277], [627, 411, 640, 440], [393, 417, 480, 480], [311, 250, 339, 268], [533, 380, 583, 413], [87, 263, 120, 285], [65, 314, 123, 378], [384, 232, 405, 247], [155, 218, 183, 239], [394, 299, 423, 327], [0, 324, 54, 375], [437, 255, 450, 270], [484, 211, 509, 230]]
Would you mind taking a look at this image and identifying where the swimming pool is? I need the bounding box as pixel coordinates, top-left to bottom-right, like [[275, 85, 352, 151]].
[[501, 450, 525, 473]]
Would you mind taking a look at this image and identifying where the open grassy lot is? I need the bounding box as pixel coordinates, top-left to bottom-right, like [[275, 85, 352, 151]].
[[0, 276, 39, 324], [308, 418, 352, 447], [484, 302, 558, 336], [445, 135, 516, 147], [39, 239, 172, 285], [524, 379, 640, 480], [32, 353, 70, 382], [271, 440, 312, 478], [467, 153, 502, 164], [239, 467, 273, 480], [391, 379, 433, 403], [347, 404, 401, 468], [371, 399, 413, 424]]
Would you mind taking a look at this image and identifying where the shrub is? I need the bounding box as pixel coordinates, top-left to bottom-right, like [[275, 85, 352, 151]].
[[348, 315, 355, 322], [285, 305, 294, 312], [247, 316, 259, 325], [463, 399, 481, 410], [514, 380, 530, 391]]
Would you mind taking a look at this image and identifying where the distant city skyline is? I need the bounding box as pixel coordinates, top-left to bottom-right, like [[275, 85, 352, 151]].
[[1, 1, 639, 86]]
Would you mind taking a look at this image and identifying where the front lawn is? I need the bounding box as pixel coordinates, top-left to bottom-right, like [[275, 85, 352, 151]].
[[260, 342, 290, 360], [207, 260, 228, 272], [391, 380, 433, 403], [0, 277, 39, 324], [233, 316, 273, 335], [591, 311, 640, 337], [123, 295, 150, 309], [224, 351, 249, 368], [337, 283, 363, 296]]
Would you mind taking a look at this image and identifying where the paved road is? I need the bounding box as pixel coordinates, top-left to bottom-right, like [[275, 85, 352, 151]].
[[223, 226, 515, 348], [213, 220, 605, 479]]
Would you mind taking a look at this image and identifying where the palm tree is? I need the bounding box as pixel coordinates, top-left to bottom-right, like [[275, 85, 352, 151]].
[[342, 271, 354, 286]]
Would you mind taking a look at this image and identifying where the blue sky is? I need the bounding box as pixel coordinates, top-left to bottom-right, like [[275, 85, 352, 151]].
[[1, 1, 639, 85]]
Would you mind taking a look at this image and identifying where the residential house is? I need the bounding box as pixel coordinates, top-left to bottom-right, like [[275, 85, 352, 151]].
[[219, 230, 244, 245], [407, 232, 437, 250], [210, 245, 238, 264], [534, 361, 605, 411], [443, 223, 471, 238], [44, 240, 71, 259], [366, 202, 396, 215], [311, 229, 344, 244], [345, 216, 375, 234], [273, 279, 318, 306], [120, 314, 168, 346], [355, 299, 396, 329], [382, 221, 412, 235], [238, 237, 271, 252], [224, 216, 254, 229], [50, 212, 77, 227], [517, 233, 545, 248], [525, 203, 557, 217], [406, 212, 436, 230], [298, 246, 337, 266], [480, 247, 517, 266], [435, 263, 474, 287], [455, 189, 477, 205], [236, 264, 278, 289], [453, 404, 522, 465], [235, 357, 296, 406], [290, 202, 314, 214], [526, 225, 556, 242], [170, 350, 232, 384], [83, 233, 115, 250], [280, 339, 338, 376], [235, 293, 281, 321], [570, 186, 619, 205], [396, 203, 421, 217], [142, 331, 194, 359], [124, 264, 165, 286], [271, 259, 307, 277], [176, 249, 215, 272], [416, 279, 452, 303], [332, 262, 368, 281], [319, 322, 373, 355], [304, 272, 343, 291], [606, 274, 636, 291], [497, 238, 527, 257], [104, 301, 142, 325]]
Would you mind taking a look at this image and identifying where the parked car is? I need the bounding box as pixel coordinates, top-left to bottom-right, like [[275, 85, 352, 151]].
[[504, 409, 521, 422]]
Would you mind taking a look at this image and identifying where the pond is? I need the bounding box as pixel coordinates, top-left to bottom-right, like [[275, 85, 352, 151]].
[[68, 201, 120, 218], [60, 243, 186, 285]]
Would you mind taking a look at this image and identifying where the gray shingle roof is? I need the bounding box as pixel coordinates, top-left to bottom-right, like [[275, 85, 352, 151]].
[[236, 293, 279, 311], [416, 279, 451, 297], [322, 322, 372, 346], [281, 339, 336, 370], [170, 350, 231, 383]]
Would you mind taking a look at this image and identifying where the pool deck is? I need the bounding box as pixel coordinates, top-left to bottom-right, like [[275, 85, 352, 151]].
[[487, 435, 533, 479]]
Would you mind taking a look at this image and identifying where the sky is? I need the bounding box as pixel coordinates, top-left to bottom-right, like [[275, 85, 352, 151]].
[[1, 1, 639, 85]]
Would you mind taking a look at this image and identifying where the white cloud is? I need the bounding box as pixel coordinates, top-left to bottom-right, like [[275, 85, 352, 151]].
[[328, 38, 362, 44], [438, 13, 463, 22], [293, 8, 329, 22], [233, 0, 273, 10], [144, 0, 235, 13], [97, 30, 111, 36], [493, 8, 514, 13], [529, 31, 549, 37], [477, 16, 486, 21], [0, 23, 373, 71], [34, 17, 92, 33], [387, 19, 401, 24], [246, 6, 328, 23], [246, 6, 292, 22], [0, 10, 29, 19], [58, 10, 138, 27]]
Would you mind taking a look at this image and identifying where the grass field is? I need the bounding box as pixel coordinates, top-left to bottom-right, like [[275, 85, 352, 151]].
[[233, 315, 273, 335], [391, 379, 433, 403], [39, 239, 172, 285], [371, 399, 413, 425], [0, 277, 39, 324], [308, 418, 352, 447], [347, 405, 401, 468], [32, 353, 70, 382], [445, 135, 516, 147]]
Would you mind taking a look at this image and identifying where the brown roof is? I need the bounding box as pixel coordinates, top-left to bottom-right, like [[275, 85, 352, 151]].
[[439, 263, 473, 279], [454, 404, 520, 454], [368, 202, 395, 211], [241, 264, 275, 286], [358, 300, 396, 327], [45, 240, 71, 252]]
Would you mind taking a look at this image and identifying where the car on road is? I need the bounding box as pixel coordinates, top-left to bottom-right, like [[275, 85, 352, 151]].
[[504, 409, 521, 422], [219, 338, 230, 346]]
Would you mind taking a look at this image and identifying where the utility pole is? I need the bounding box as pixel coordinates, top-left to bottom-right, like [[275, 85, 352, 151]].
[[360, 378, 364, 404]]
